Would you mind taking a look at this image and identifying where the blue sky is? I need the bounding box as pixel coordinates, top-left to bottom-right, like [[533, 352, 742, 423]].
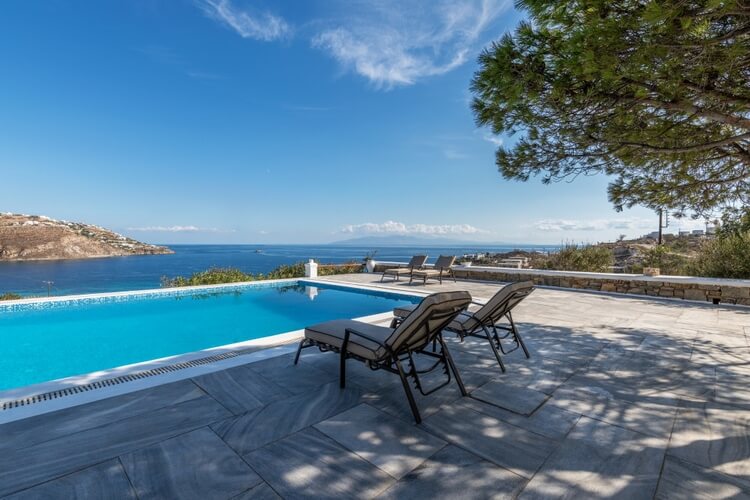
[[0, 0, 703, 244]]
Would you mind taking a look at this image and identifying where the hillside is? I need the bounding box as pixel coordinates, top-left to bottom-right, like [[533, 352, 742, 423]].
[[0, 213, 172, 261]]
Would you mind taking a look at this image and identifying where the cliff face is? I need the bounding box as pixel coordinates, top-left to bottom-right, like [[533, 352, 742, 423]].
[[0, 213, 173, 261]]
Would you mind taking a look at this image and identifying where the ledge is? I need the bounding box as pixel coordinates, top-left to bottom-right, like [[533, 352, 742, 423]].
[[369, 261, 750, 306]]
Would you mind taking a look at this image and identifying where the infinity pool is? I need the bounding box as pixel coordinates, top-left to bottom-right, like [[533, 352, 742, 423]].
[[0, 281, 418, 392]]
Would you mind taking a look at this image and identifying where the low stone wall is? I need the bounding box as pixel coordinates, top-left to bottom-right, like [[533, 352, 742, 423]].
[[370, 262, 750, 306]]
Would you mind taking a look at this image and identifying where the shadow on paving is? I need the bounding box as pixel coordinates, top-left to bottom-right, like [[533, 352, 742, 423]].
[[1, 312, 749, 498]]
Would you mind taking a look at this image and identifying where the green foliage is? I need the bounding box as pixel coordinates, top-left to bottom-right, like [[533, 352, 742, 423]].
[[540, 243, 613, 272], [688, 232, 750, 278], [717, 206, 750, 237], [641, 245, 691, 275], [161, 261, 363, 287], [472, 1, 750, 216], [0, 292, 22, 301]]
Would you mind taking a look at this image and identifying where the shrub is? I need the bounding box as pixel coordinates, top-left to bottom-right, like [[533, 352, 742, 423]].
[[0, 292, 22, 301], [541, 243, 613, 272], [640, 245, 690, 276], [688, 232, 750, 279], [161, 261, 363, 287]]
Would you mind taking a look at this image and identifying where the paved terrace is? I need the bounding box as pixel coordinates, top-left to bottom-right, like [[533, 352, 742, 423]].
[[0, 274, 749, 498]]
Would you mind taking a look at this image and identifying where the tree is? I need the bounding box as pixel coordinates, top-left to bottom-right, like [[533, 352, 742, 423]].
[[471, 0, 750, 216]]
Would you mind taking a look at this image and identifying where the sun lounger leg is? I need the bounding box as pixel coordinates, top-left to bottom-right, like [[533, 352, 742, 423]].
[[508, 312, 530, 358], [482, 325, 506, 372], [439, 335, 467, 397], [395, 357, 421, 423], [293, 339, 307, 365]]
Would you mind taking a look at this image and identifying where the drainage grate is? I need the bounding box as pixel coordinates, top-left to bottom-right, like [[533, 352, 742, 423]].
[[1, 346, 263, 411]]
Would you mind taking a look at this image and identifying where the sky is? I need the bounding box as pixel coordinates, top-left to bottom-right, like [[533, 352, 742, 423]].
[[0, 0, 707, 245]]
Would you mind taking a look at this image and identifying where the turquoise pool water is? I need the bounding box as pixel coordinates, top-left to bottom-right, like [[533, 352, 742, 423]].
[[0, 281, 419, 392]]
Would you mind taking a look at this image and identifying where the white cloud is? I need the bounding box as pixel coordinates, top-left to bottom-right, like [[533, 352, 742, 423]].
[[482, 133, 503, 146], [197, 0, 291, 41], [532, 218, 655, 232], [127, 226, 228, 233], [443, 148, 469, 160], [312, 0, 512, 87], [341, 220, 488, 235]]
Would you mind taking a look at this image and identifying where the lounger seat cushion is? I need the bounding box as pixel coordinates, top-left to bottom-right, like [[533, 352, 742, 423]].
[[411, 269, 447, 276], [304, 320, 392, 361], [383, 267, 414, 274]]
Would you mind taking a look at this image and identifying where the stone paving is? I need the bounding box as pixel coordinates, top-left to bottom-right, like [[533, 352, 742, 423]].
[[0, 274, 748, 499]]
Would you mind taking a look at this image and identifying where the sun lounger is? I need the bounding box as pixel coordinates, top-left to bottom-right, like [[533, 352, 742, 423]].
[[380, 255, 427, 282], [410, 255, 456, 284], [294, 291, 472, 423], [392, 281, 535, 372]]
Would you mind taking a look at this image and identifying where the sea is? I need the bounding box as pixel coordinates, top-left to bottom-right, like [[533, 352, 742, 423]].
[[0, 244, 555, 297]]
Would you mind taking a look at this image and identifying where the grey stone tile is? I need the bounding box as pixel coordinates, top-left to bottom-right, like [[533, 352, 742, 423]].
[[521, 416, 667, 499], [192, 363, 292, 415], [655, 456, 750, 499], [120, 427, 261, 500], [0, 380, 204, 453], [471, 379, 549, 416], [500, 357, 581, 395], [548, 384, 680, 439], [246, 352, 338, 395], [379, 445, 527, 500], [421, 402, 557, 478], [212, 381, 363, 455], [315, 403, 446, 479], [360, 380, 469, 424], [4, 459, 135, 500], [0, 395, 230, 497], [669, 401, 750, 481], [231, 482, 281, 500], [244, 428, 394, 499], [713, 368, 750, 407], [460, 397, 580, 442]]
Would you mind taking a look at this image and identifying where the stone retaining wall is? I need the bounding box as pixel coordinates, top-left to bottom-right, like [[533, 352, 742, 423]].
[[370, 262, 750, 306]]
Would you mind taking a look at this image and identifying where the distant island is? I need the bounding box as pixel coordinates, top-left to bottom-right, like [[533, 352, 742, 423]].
[[0, 213, 172, 261]]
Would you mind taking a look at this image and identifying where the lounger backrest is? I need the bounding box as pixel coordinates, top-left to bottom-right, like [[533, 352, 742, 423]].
[[466, 281, 534, 329], [407, 255, 428, 269], [386, 291, 471, 353], [434, 255, 456, 270]]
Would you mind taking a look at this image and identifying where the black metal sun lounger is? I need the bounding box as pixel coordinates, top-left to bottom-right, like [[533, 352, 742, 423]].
[[392, 281, 535, 373], [410, 255, 456, 284], [294, 291, 472, 423], [380, 255, 428, 282]]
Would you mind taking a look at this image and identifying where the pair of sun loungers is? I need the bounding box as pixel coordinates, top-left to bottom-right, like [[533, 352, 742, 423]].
[[294, 281, 535, 423], [380, 255, 457, 284]]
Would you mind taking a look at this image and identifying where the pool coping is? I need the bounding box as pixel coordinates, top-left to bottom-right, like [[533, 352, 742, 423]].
[[0, 278, 425, 424]]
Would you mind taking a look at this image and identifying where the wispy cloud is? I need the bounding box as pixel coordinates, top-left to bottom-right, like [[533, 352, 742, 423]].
[[197, 0, 291, 41], [443, 148, 469, 160], [482, 133, 503, 146], [341, 220, 488, 235], [531, 218, 655, 232], [312, 0, 512, 88], [127, 225, 233, 233]]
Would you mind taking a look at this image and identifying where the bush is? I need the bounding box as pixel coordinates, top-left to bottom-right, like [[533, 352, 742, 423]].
[[0, 292, 22, 301], [541, 243, 613, 272], [640, 245, 690, 276], [688, 232, 750, 279], [161, 261, 363, 287]]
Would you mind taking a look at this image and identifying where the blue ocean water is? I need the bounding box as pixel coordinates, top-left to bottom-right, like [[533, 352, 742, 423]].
[[0, 244, 552, 297], [0, 281, 420, 391]]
